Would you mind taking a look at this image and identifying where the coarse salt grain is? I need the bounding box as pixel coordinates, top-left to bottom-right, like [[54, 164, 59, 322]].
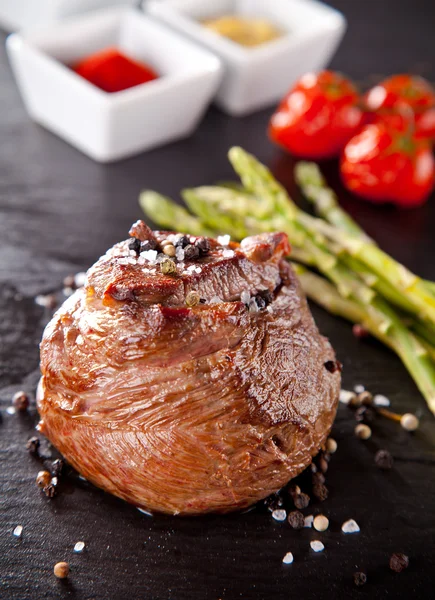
[[374, 394, 390, 407], [310, 540, 325, 553], [304, 515, 314, 528], [195, 267, 202, 274], [241, 291, 251, 304], [140, 250, 158, 263], [63, 287, 74, 297], [272, 509, 287, 522], [248, 298, 259, 313], [222, 249, 235, 258], [176, 248, 185, 261], [13, 526, 23, 538], [137, 257, 146, 265], [6, 406, 16, 415], [354, 384, 365, 394], [74, 541, 85, 553], [76, 335, 84, 345], [117, 258, 129, 266], [209, 296, 223, 304], [217, 235, 230, 246], [282, 552, 294, 564], [74, 272, 87, 287], [35, 295, 54, 308], [342, 519, 360, 534], [339, 389, 356, 405], [127, 257, 137, 265]]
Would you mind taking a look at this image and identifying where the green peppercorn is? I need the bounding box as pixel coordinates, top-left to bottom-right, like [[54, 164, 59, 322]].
[[186, 291, 200, 307], [161, 258, 177, 275]]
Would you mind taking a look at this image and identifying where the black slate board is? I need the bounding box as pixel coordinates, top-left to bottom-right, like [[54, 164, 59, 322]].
[[1, 2, 435, 598]]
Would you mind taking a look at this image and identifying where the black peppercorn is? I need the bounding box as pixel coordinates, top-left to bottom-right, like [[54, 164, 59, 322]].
[[128, 238, 141, 254], [26, 437, 40, 456], [51, 459, 64, 478], [355, 406, 376, 423], [263, 493, 283, 512], [312, 471, 326, 485], [184, 244, 200, 260], [389, 553, 409, 573], [195, 237, 211, 255], [312, 483, 329, 502], [12, 391, 29, 412], [287, 510, 305, 530], [294, 492, 310, 510], [353, 572, 367, 586], [256, 289, 273, 306], [324, 360, 342, 373], [375, 449, 394, 470], [43, 482, 57, 498], [176, 235, 190, 249], [140, 239, 158, 253]]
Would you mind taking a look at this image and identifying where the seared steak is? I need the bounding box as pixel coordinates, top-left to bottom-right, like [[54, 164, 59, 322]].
[[37, 224, 340, 515]]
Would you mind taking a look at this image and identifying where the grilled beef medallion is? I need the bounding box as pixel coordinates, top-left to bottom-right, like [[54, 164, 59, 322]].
[[37, 223, 340, 515]]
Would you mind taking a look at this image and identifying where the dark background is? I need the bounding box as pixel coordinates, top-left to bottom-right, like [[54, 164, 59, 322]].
[[1, 1, 435, 598]]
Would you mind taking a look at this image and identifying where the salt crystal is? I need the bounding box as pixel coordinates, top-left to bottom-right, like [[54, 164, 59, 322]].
[[74, 541, 85, 553], [339, 389, 356, 405], [74, 272, 87, 287], [76, 335, 84, 345], [354, 384, 365, 394], [35, 295, 54, 308], [117, 258, 129, 266], [282, 552, 294, 564], [138, 257, 146, 265], [241, 291, 251, 304], [175, 248, 185, 261], [342, 519, 360, 534], [266, 305, 274, 314], [222, 249, 235, 258], [248, 298, 259, 313], [140, 250, 158, 263], [304, 515, 314, 528], [195, 267, 202, 274], [13, 526, 23, 538], [127, 257, 137, 265], [63, 287, 74, 297], [374, 394, 390, 407], [272, 509, 287, 522], [6, 406, 15, 415], [217, 235, 230, 246], [209, 296, 222, 304], [310, 540, 325, 553]]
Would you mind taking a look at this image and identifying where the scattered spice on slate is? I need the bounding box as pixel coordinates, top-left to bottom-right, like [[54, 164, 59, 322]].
[[282, 552, 294, 564], [358, 391, 373, 406], [353, 571, 367, 586], [313, 515, 329, 532], [389, 553, 409, 573], [287, 510, 305, 530], [312, 483, 329, 502], [304, 515, 314, 528], [310, 540, 325, 553], [272, 509, 287, 522], [26, 437, 40, 456], [54, 562, 70, 579], [51, 459, 64, 478], [373, 394, 390, 407], [13, 525, 23, 538], [325, 437, 337, 454], [36, 470, 51, 489], [355, 405, 376, 424], [74, 541, 85, 553], [400, 413, 419, 432], [355, 424, 372, 440], [375, 449, 394, 470], [352, 324, 369, 339], [186, 291, 200, 307], [12, 391, 29, 412], [162, 244, 176, 257], [342, 519, 360, 534], [161, 258, 177, 275]]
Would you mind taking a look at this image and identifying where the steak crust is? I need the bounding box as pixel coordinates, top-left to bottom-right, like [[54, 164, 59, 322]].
[[37, 226, 340, 515]]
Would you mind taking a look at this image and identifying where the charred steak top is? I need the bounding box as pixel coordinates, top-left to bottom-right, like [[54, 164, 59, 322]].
[[37, 224, 340, 515]]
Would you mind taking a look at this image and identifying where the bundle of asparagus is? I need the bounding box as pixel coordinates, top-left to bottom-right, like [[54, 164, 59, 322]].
[[140, 147, 435, 415]]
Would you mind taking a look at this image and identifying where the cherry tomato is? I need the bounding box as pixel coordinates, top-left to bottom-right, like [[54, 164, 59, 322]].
[[269, 71, 364, 159], [340, 124, 435, 208], [364, 75, 435, 140]]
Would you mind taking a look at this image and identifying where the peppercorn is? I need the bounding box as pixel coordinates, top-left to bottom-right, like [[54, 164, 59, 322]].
[[287, 510, 305, 530], [352, 324, 369, 339], [375, 449, 394, 470], [128, 238, 141, 254], [176, 235, 190, 249], [140, 239, 158, 253], [36, 470, 51, 489], [358, 391, 373, 406], [355, 406, 376, 423], [161, 258, 177, 276], [26, 436, 40, 456], [185, 291, 200, 307], [254, 295, 267, 310], [12, 391, 29, 412], [324, 360, 342, 373], [400, 413, 419, 432], [63, 274, 76, 289], [256, 289, 273, 306], [293, 492, 310, 510], [355, 423, 372, 440], [43, 481, 57, 498], [184, 244, 200, 260], [163, 244, 176, 258], [312, 483, 329, 502], [53, 562, 69, 579], [313, 514, 329, 532], [51, 459, 64, 478], [195, 237, 210, 255], [319, 456, 329, 473], [312, 471, 326, 485], [325, 438, 337, 454], [353, 572, 367, 586], [264, 493, 283, 512], [389, 553, 409, 573]]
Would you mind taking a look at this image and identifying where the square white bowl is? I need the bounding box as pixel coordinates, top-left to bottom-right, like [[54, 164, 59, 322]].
[[0, 0, 136, 32], [6, 7, 223, 162], [146, 0, 346, 116]]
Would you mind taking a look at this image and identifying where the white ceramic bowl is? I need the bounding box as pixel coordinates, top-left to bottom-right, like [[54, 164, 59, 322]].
[[146, 0, 346, 116], [0, 0, 136, 32], [6, 7, 223, 162]]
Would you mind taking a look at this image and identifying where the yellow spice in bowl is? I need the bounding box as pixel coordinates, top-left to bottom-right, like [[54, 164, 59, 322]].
[[203, 15, 282, 47]]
